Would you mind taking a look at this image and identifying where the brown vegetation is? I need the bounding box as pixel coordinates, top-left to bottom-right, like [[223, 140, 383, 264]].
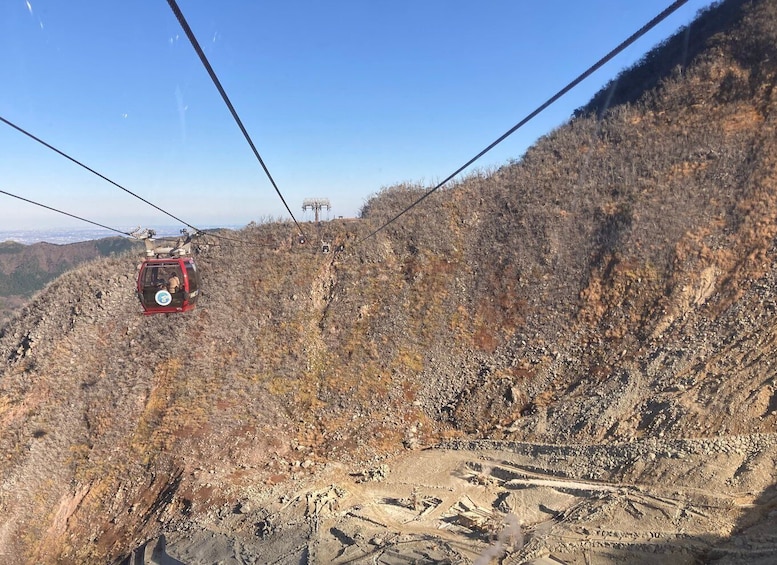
[[1, 0, 777, 562], [0, 237, 141, 326]]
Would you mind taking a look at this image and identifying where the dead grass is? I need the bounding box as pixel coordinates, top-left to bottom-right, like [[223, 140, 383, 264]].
[[3, 1, 777, 560]]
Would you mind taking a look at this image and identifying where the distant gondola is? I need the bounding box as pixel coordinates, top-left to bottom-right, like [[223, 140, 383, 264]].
[[133, 228, 201, 315]]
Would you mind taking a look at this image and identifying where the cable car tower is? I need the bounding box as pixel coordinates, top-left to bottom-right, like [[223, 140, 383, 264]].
[[302, 198, 331, 224], [132, 228, 202, 315], [302, 198, 333, 252]]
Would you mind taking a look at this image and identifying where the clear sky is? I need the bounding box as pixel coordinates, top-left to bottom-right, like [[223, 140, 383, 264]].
[[0, 0, 716, 233]]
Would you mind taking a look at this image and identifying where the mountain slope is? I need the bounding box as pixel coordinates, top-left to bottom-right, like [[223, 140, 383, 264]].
[[1, 0, 777, 562], [0, 237, 141, 326]]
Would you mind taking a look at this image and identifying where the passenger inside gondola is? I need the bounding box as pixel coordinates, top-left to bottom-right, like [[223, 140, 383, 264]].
[[164, 269, 183, 307], [167, 272, 180, 293]]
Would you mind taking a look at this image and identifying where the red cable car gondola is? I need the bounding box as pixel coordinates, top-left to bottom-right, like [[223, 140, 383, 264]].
[[137, 256, 200, 314], [133, 228, 202, 315]]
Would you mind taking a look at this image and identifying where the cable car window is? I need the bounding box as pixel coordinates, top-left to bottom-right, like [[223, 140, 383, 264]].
[[141, 265, 162, 287], [185, 262, 199, 293]]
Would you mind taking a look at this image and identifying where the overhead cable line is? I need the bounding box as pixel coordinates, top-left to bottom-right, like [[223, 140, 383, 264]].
[[357, 0, 689, 244], [166, 0, 307, 241], [0, 116, 256, 246], [1, 115, 198, 231], [0, 188, 132, 236]]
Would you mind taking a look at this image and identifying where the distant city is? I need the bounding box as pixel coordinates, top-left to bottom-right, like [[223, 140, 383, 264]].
[[0, 225, 245, 245]]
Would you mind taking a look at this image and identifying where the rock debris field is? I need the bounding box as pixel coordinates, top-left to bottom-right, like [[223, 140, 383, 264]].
[[126, 434, 777, 564]]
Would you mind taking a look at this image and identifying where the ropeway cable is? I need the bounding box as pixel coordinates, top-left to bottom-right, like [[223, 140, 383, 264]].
[[0, 188, 132, 236], [0, 116, 261, 246], [356, 0, 690, 245], [166, 0, 307, 241], [1, 115, 199, 232]]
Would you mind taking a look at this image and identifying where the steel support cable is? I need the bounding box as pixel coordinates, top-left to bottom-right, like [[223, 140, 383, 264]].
[[357, 0, 689, 245], [0, 116, 199, 232], [166, 0, 307, 241], [0, 188, 132, 236], [0, 183, 255, 246], [0, 116, 257, 246]]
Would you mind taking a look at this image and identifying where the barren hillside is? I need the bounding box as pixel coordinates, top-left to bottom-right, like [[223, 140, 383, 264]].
[[1, 0, 777, 563], [0, 237, 141, 326]]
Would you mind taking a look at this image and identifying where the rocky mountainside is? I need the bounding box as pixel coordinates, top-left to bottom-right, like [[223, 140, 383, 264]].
[[1, 0, 777, 563], [0, 237, 141, 326]]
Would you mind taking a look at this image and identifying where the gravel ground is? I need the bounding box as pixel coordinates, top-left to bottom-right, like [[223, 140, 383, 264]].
[[122, 434, 777, 565]]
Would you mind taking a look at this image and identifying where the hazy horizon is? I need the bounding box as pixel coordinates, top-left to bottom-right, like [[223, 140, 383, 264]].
[[0, 223, 248, 245]]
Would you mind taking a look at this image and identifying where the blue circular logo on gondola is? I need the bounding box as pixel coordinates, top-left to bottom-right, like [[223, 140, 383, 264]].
[[155, 289, 172, 306]]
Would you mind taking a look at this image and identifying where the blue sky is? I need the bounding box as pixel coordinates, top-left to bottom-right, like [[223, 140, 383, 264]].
[[1, 0, 715, 233]]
